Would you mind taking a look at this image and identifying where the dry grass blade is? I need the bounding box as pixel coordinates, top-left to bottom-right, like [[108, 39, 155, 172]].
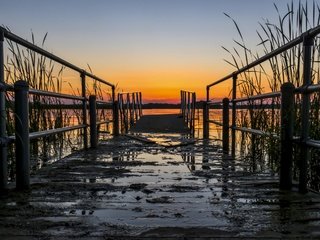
[[224, 12, 244, 41]]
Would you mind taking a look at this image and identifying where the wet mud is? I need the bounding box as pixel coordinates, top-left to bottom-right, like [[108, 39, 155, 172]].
[[0, 135, 320, 239]]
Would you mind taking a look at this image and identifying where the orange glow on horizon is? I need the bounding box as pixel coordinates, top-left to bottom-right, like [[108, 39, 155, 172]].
[[94, 66, 236, 103], [60, 65, 274, 104]]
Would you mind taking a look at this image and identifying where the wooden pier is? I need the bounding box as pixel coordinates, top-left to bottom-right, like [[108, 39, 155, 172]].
[[1, 25, 320, 239], [130, 114, 190, 134], [1, 135, 320, 239]]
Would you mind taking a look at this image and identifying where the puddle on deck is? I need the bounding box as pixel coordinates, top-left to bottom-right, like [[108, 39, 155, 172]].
[[1, 135, 320, 238]]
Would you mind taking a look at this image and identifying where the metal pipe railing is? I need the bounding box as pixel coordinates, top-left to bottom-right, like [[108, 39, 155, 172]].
[[204, 25, 320, 193], [0, 27, 115, 88], [0, 27, 117, 191], [29, 125, 87, 140], [29, 89, 85, 101], [233, 92, 281, 103], [206, 26, 320, 90], [2, 79, 114, 190]]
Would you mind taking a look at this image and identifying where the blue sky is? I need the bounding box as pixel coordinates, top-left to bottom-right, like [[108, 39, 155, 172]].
[[0, 0, 303, 101]]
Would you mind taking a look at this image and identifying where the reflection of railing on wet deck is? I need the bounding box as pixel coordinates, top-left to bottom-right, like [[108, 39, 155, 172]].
[[203, 25, 320, 193]]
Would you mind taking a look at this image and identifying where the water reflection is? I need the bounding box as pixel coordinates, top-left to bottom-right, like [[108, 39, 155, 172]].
[[6, 106, 317, 191], [181, 152, 195, 172], [111, 151, 140, 168]]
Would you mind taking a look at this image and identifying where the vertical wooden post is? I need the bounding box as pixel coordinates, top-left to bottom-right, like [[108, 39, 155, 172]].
[[134, 92, 139, 120], [131, 92, 136, 124], [203, 101, 209, 139], [180, 90, 183, 115], [222, 98, 229, 154], [125, 93, 130, 132], [0, 29, 7, 191], [14, 80, 30, 190], [113, 100, 119, 136], [81, 72, 88, 149], [299, 35, 314, 193], [184, 91, 187, 119], [280, 82, 295, 190], [182, 91, 185, 119], [89, 95, 97, 148], [191, 92, 196, 131], [118, 94, 122, 133], [186, 92, 190, 126], [231, 74, 237, 158], [139, 92, 142, 117], [111, 86, 115, 105]]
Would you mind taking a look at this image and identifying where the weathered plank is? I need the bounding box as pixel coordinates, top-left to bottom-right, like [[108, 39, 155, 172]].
[[130, 114, 190, 134]]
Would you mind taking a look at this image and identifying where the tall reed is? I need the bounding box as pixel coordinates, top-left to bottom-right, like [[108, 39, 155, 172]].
[[222, 1, 320, 190], [4, 28, 115, 175], [3, 29, 84, 177]]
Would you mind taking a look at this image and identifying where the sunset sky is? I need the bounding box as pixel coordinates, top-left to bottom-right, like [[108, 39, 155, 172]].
[[0, 0, 300, 102]]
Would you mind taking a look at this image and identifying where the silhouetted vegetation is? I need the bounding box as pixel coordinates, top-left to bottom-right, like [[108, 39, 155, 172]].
[[3, 29, 111, 180], [223, 0, 320, 191]]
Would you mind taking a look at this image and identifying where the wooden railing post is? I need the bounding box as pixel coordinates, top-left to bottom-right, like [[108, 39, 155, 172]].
[[118, 94, 123, 133], [14, 80, 30, 190], [134, 92, 139, 120], [299, 35, 314, 193], [81, 72, 88, 149], [139, 92, 142, 117], [130, 93, 134, 125], [125, 93, 130, 132], [203, 101, 209, 139], [113, 100, 119, 136], [280, 82, 295, 190], [182, 91, 186, 119], [0, 28, 7, 192], [222, 98, 229, 154], [191, 92, 196, 130], [231, 74, 237, 158], [180, 90, 183, 115], [186, 92, 190, 126], [89, 95, 97, 148]]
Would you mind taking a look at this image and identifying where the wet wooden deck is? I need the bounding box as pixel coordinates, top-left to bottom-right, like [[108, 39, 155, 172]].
[[0, 135, 320, 239], [130, 114, 191, 134]]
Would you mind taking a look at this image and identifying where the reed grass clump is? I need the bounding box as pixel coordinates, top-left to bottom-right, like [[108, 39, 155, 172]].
[[3, 29, 74, 177], [3, 29, 106, 178], [222, 0, 320, 191]]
